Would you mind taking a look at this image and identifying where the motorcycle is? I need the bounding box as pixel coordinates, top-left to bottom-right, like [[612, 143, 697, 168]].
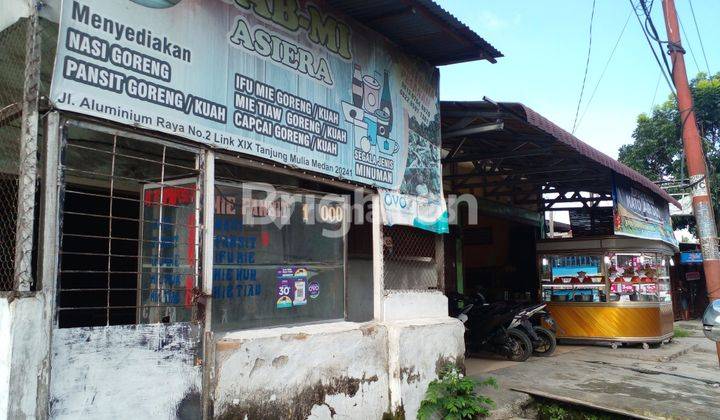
[[513, 303, 557, 357], [450, 293, 534, 362]]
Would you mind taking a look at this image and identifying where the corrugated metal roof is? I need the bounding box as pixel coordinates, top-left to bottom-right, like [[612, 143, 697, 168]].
[[325, 0, 502, 66], [440, 101, 681, 208], [514, 103, 680, 208]]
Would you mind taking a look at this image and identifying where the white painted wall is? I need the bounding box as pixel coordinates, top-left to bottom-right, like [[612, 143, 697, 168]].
[[0, 298, 11, 420], [4, 294, 50, 420], [214, 321, 390, 419], [1, 0, 29, 32], [382, 290, 449, 321], [387, 318, 465, 417], [213, 317, 464, 419], [49, 323, 202, 420], [1, 0, 60, 31]]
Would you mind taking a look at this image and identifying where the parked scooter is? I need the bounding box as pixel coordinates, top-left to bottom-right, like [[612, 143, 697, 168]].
[[513, 303, 557, 357], [450, 293, 534, 362]]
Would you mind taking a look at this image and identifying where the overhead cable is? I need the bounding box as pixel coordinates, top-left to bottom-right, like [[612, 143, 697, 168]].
[[678, 14, 701, 74], [688, 0, 711, 74], [576, 10, 633, 131], [571, 0, 597, 134], [638, 0, 675, 83], [629, 0, 677, 98]]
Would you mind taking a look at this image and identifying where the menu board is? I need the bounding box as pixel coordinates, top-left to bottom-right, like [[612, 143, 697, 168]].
[[212, 182, 346, 331], [138, 181, 199, 323], [50, 0, 448, 233]]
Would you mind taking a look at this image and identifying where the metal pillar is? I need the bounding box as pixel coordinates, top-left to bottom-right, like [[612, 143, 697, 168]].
[[662, 0, 720, 364], [371, 194, 385, 321], [14, 3, 41, 291], [201, 150, 215, 420]]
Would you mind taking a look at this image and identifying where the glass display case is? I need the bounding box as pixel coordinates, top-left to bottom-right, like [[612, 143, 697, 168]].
[[537, 236, 677, 345]]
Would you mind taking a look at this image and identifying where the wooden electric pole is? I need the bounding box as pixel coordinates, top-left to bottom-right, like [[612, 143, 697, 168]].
[[661, 0, 720, 364]]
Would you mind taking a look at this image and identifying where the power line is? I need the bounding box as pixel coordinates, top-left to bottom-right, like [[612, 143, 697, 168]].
[[678, 14, 701, 74], [571, 0, 597, 134], [576, 10, 633, 131], [650, 71, 662, 111], [638, 0, 674, 82], [688, 0, 711, 74], [629, 0, 677, 98], [631, 0, 696, 141]]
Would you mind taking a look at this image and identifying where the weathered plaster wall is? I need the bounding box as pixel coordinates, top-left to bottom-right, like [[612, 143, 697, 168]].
[[383, 290, 448, 321], [49, 323, 202, 420], [387, 318, 465, 418], [0, 298, 11, 420], [3, 294, 51, 420], [214, 322, 390, 419]]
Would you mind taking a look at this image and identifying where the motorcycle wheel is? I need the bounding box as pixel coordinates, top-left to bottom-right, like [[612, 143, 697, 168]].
[[532, 326, 557, 357], [505, 328, 533, 362]]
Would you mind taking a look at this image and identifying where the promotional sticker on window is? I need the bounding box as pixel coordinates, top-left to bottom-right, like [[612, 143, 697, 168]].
[[275, 275, 293, 309], [292, 267, 307, 306], [308, 281, 320, 299], [276, 266, 308, 308]]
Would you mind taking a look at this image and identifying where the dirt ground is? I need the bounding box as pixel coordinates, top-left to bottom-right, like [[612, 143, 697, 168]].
[[466, 322, 720, 419]]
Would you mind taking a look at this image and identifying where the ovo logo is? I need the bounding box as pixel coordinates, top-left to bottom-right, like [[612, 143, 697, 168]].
[[384, 194, 407, 209], [129, 0, 182, 8]]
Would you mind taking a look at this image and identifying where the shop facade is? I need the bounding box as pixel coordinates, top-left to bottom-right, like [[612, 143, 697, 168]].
[[0, 1, 501, 418], [671, 243, 709, 320], [440, 101, 681, 346]]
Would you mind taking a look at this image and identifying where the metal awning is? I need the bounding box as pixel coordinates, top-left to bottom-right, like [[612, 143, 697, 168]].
[[326, 0, 502, 65], [441, 100, 681, 211]]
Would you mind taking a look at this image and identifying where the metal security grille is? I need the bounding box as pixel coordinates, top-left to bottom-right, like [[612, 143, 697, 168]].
[[58, 125, 202, 327], [0, 15, 57, 290], [382, 225, 442, 290], [0, 18, 29, 290]]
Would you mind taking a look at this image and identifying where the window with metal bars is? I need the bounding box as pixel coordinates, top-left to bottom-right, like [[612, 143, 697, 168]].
[[382, 224, 442, 291], [57, 124, 202, 328]]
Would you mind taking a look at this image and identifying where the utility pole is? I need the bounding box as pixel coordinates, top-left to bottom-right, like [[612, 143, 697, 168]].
[[662, 0, 720, 364]]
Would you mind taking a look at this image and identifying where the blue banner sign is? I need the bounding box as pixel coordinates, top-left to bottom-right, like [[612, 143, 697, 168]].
[[50, 0, 447, 232], [680, 252, 703, 264], [613, 177, 678, 247]]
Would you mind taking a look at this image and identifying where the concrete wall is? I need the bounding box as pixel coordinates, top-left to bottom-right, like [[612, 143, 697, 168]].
[[213, 322, 390, 419], [383, 290, 448, 321], [0, 298, 10, 420], [6, 299, 463, 420], [211, 290, 462, 420], [0, 294, 51, 420], [387, 318, 465, 417], [49, 323, 202, 419]]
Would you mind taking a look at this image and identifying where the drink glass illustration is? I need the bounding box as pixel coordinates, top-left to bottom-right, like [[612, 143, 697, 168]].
[[352, 64, 364, 108], [362, 75, 381, 114], [375, 109, 391, 137], [378, 136, 399, 156]]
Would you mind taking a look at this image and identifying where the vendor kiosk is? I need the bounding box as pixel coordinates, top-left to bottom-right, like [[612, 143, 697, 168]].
[[537, 236, 676, 347]]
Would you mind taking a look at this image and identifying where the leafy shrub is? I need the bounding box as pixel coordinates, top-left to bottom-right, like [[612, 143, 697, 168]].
[[536, 399, 617, 420], [417, 364, 496, 420], [673, 327, 691, 338]]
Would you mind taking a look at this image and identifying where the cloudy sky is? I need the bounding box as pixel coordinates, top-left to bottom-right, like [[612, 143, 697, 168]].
[[436, 0, 718, 159]]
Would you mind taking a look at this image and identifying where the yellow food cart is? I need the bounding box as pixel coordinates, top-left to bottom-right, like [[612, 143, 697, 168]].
[[537, 236, 676, 348]]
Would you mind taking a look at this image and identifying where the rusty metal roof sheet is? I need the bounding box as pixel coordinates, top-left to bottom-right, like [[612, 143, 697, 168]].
[[441, 101, 681, 208], [326, 0, 502, 66]]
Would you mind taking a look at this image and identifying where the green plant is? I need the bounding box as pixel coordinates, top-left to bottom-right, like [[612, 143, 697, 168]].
[[417, 364, 496, 420], [674, 327, 691, 338], [538, 402, 569, 419], [536, 399, 617, 420]]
